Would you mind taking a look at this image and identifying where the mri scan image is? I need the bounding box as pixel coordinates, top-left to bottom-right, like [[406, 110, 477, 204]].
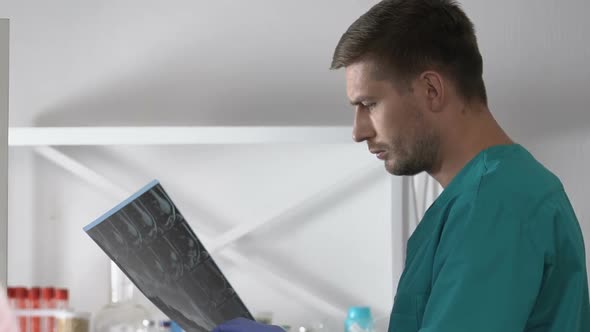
[[84, 180, 253, 332]]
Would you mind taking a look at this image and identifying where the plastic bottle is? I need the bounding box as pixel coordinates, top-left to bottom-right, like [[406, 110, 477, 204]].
[[344, 307, 374, 332], [29, 287, 41, 332], [55, 311, 91, 332], [158, 321, 172, 332], [54, 289, 69, 309], [41, 287, 55, 308], [14, 287, 28, 332], [6, 287, 16, 309], [41, 287, 56, 332]]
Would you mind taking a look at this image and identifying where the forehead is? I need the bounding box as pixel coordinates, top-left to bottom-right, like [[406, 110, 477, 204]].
[[345, 60, 396, 101]]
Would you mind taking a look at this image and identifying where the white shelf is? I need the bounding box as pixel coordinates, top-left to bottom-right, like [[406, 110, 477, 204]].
[[8, 126, 354, 146]]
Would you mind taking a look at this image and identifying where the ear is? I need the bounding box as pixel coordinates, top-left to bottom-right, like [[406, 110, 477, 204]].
[[419, 71, 445, 113]]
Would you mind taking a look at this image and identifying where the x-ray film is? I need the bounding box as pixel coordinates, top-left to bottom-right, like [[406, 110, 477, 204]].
[[84, 180, 253, 332]]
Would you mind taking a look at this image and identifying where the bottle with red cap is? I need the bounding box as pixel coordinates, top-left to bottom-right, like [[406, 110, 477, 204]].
[[41, 287, 56, 332], [6, 287, 16, 309], [41, 287, 55, 308], [54, 288, 69, 310], [29, 287, 41, 332], [7, 286, 71, 332], [14, 287, 28, 332]]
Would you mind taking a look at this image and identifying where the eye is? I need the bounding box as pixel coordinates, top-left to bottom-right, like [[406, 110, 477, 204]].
[[362, 102, 377, 111]]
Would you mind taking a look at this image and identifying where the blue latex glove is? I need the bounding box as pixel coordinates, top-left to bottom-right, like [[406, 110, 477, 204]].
[[211, 318, 285, 332]]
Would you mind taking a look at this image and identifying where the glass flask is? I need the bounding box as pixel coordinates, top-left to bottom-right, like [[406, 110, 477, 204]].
[[93, 262, 152, 332]]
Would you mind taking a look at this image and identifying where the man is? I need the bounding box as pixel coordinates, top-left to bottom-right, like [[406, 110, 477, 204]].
[[213, 0, 590, 331]]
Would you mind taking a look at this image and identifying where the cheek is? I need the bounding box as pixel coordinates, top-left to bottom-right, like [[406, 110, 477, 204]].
[[376, 105, 400, 134], [380, 109, 412, 141], [387, 118, 424, 152]]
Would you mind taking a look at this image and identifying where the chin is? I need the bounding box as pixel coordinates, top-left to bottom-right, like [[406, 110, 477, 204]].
[[386, 159, 422, 176], [388, 168, 406, 176], [384, 160, 398, 175]]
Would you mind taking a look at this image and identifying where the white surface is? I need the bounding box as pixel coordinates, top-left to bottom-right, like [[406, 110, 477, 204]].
[[208, 162, 381, 254], [0, 0, 372, 127], [9, 127, 353, 145], [7, 149, 34, 287], [34, 146, 128, 199], [0, 19, 8, 285], [8, 148, 113, 312]]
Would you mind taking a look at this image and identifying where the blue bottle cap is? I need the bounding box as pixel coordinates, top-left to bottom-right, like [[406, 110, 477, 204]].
[[347, 306, 372, 320]]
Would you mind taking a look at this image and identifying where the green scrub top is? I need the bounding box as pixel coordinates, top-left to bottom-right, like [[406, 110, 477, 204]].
[[388, 144, 590, 332]]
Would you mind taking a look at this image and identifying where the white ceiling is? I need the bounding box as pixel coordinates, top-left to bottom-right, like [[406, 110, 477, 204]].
[[2, 0, 373, 127], [1, 0, 589, 138]]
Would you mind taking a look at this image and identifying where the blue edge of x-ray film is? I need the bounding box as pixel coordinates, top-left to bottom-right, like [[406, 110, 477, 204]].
[[170, 321, 184, 332], [83, 179, 160, 232]]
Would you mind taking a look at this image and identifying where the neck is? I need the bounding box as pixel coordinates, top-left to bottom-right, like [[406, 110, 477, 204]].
[[428, 107, 513, 188]]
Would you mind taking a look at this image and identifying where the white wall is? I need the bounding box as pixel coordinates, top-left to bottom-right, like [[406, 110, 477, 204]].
[[7, 144, 398, 331], [8, 148, 114, 314], [0, 19, 9, 285], [527, 129, 590, 285], [7, 149, 34, 287]]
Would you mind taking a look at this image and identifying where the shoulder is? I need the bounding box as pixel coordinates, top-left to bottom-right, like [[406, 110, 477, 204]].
[[435, 145, 571, 232], [475, 145, 564, 219]]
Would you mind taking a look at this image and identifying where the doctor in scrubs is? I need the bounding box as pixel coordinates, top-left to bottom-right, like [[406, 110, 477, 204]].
[[213, 0, 590, 331]]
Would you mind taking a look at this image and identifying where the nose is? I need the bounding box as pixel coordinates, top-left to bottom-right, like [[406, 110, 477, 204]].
[[352, 107, 375, 143]]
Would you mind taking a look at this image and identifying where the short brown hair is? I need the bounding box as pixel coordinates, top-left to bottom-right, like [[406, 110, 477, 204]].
[[331, 0, 487, 104]]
